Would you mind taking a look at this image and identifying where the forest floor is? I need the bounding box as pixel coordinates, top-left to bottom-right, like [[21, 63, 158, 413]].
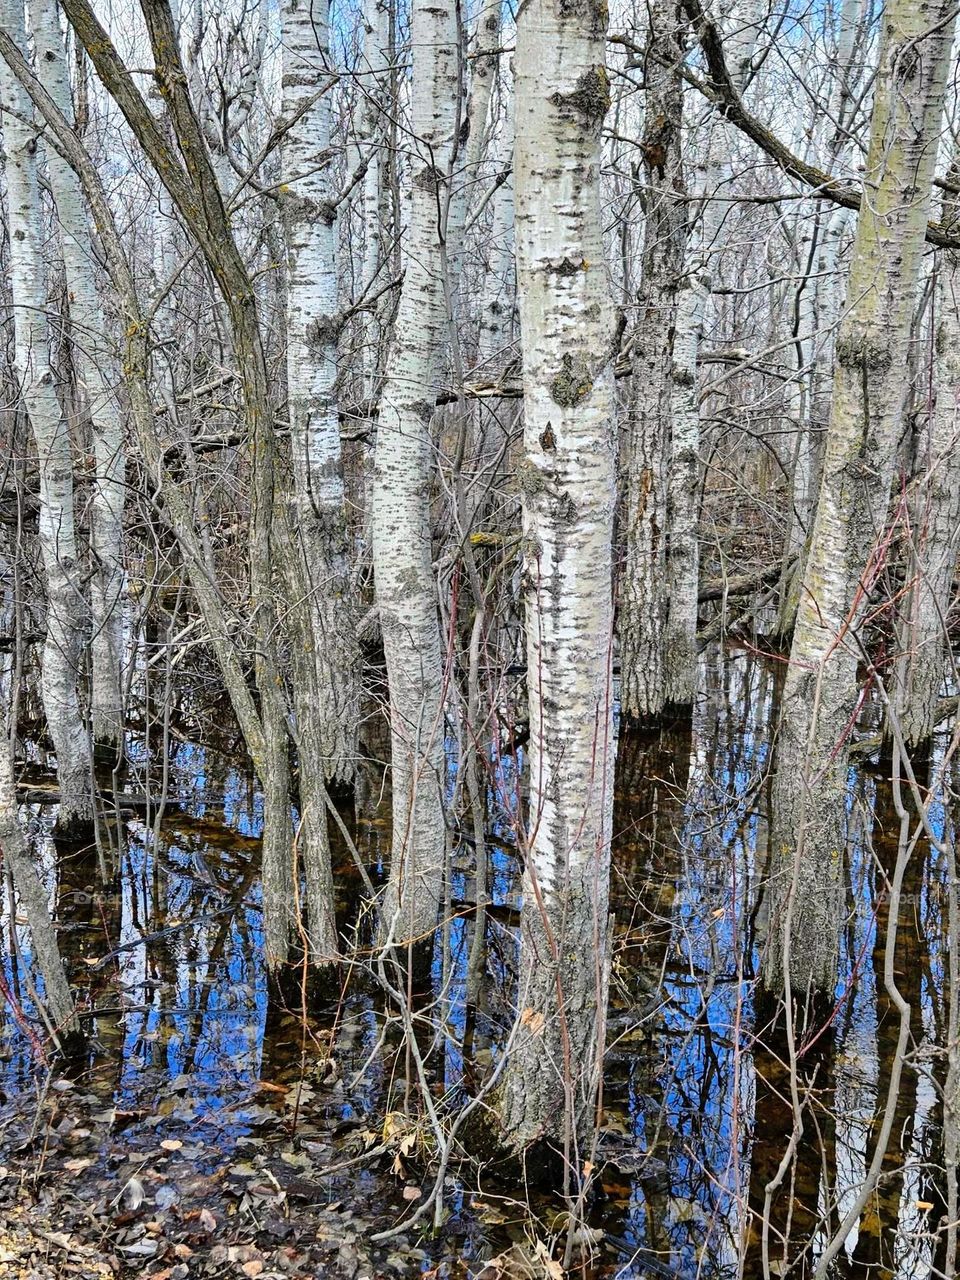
[[0, 1067, 448, 1280]]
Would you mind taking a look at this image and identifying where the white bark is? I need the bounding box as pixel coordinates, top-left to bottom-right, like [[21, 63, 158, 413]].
[[498, 0, 616, 1153], [891, 169, 960, 750], [31, 0, 126, 750], [0, 0, 93, 832], [281, 0, 359, 787], [663, 0, 762, 706], [766, 0, 956, 995], [619, 0, 686, 720], [372, 0, 459, 943], [0, 662, 78, 1042], [476, 74, 515, 373]]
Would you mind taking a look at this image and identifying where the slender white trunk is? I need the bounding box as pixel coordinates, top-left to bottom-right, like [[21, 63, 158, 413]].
[[477, 76, 515, 372], [777, 0, 861, 633], [891, 172, 960, 750], [0, 655, 77, 1041], [464, 0, 500, 182], [766, 0, 956, 996], [498, 0, 616, 1154], [619, 0, 686, 720], [472, 63, 515, 508], [281, 0, 359, 787], [31, 0, 126, 750], [0, 0, 92, 832], [372, 0, 459, 943], [663, 0, 762, 705]]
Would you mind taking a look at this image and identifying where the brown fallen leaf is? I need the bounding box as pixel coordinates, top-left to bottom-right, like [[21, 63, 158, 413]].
[[402, 1185, 422, 1201], [241, 1262, 265, 1278], [520, 1007, 546, 1035], [199, 1208, 217, 1232], [160, 1139, 183, 1152]]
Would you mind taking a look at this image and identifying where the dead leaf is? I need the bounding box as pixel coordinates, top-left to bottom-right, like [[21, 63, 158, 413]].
[[532, 1240, 564, 1280], [520, 1007, 546, 1035], [199, 1208, 217, 1232], [119, 1239, 159, 1258], [122, 1177, 146, 1210], [160, 1139, 183, 1152], [63, 1157, 93, 1173], [917, 1200, 935, 1211], [241, 1262, 264, 1278], [39, 1232, 73, 1250], [402, 1185, 422, 1201]]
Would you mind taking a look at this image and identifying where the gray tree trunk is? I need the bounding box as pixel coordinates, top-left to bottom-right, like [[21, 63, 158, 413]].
[[619, 0, 686, 720], [888, 164, 960, 751], [663, 0, 762, 706], [765, 0, 957, 997]]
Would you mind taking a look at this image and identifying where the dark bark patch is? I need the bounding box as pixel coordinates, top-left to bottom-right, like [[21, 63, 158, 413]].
[[553, 256, 585, 276], [413, 164, 444, 193], [305, 314, 341, 351], [835, 331, 893, 373], [411, 397, 435, 424], [516, 457, 547, 495], [550, 65, 610, 126], [550, 352, 593, 406]]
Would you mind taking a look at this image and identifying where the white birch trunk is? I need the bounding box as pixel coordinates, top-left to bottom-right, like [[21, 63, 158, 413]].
[[371, 0, 459, 944], [891, 169, 960, 750], [0, 554, 76, 1042], [619, 0, 686, 720], [281, 0, 359, 787], [766, 0, 956, 996], [477, 77, 515, 372], [662, 0, 762, 705], [498, 0, 616, 1153], [30, 0, 126, 751], [0, 657, 78, 1042], [0, 0, 92, 833]]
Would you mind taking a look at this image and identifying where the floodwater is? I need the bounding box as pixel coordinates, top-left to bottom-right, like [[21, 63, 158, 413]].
[[0, 643, 953, 1277]]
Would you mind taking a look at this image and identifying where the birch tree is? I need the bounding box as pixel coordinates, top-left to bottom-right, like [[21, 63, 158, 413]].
[[663, 0, 763, 707], [765, 0, 956, 998], [618, 0, 686, 720], [498, 0, 616, 1156], [30, 0, 126, 752], [889, 162, 960, 752], [0, 541, 77, 1045], [280, 0, 360, 787], [371, 0, 459, 946], [56, 0, 302, 965], [0, 0, 93, 834]]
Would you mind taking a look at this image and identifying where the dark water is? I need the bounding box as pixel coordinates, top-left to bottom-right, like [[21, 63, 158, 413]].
[[1, 644, 952, 1277]]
